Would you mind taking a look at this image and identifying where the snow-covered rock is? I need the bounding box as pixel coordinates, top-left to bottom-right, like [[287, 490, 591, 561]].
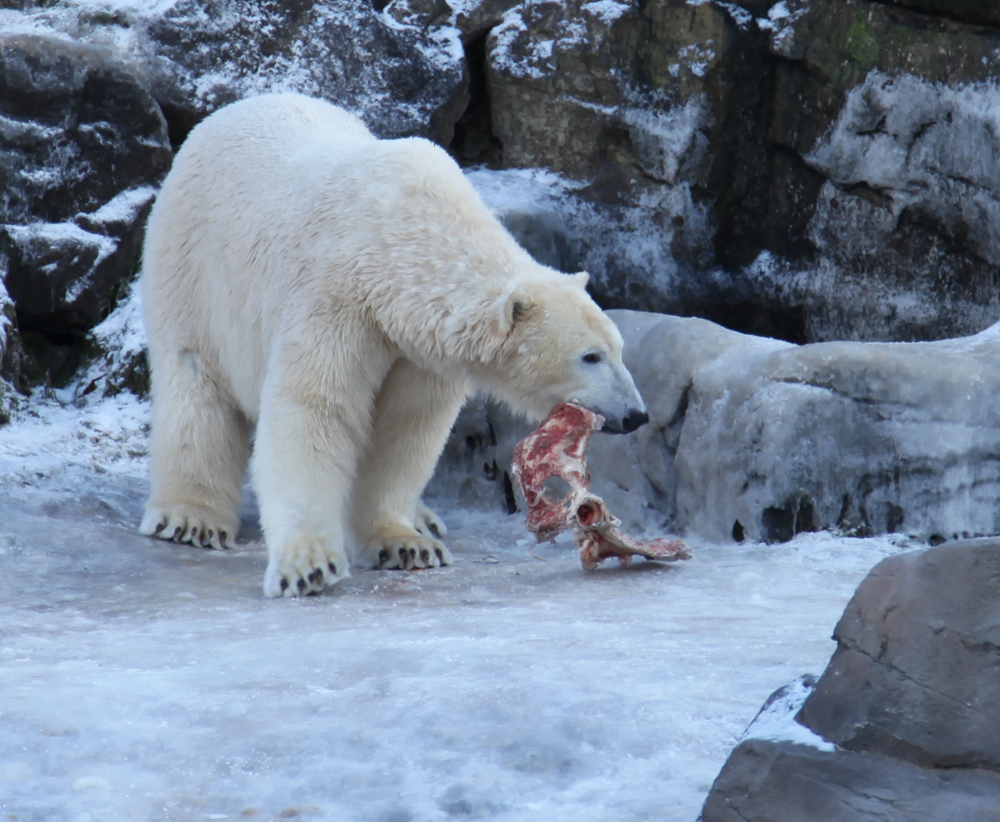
[[0, 32, 170, 335], [76, 278, 149, 401], [609, 310, 1000, 543], [142, 0, 466, 143], [0, 281, 24, 424]]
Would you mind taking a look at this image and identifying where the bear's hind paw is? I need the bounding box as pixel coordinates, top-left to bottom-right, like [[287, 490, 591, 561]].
[[263, 533, 350, 598], [140, 505, 237, 550]]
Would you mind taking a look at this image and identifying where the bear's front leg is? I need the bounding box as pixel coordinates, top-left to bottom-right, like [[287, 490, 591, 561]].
[[351, 359, 468, 571], [253, 376, 373, 597]]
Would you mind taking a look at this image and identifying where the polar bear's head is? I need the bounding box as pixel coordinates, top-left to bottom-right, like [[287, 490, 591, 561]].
[[485, 272, 648, 434]]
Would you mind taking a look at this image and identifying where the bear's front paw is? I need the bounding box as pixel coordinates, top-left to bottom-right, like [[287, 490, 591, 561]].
[[263, 532, 350, 598], [360, 524, 453, 571], [140, 504, 237, 550]]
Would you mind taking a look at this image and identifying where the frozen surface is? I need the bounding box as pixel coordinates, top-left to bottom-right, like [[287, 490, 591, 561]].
[[0, 390, 915, 822]]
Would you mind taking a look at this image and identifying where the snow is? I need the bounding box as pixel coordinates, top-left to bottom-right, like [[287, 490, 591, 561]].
[[582, 1, 630, 26], [0, 359, 915, 820], [740, 675, 834, 752], [83, 186, 158, 227]]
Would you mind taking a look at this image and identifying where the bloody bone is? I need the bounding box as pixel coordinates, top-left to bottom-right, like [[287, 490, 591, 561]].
[[511, 402, 692, 570]]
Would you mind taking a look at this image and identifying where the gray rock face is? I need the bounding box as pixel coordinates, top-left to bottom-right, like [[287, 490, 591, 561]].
[[701, 540, 1000, 822], [481, 0, 730, 309], [597, 310, 1000, 544], [797, 540, 1000, 770], [750, 0, 1000, 342], [0, 33, 170, 335], [701, 737, 1000, 822]]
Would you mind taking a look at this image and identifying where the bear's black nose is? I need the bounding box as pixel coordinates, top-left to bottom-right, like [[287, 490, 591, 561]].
[[622, 408, 649, 433]]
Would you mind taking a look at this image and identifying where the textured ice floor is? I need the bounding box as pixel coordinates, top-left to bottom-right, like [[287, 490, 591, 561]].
[[0, 394, 914, 822]]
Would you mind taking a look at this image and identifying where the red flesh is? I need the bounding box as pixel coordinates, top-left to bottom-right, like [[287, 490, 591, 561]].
[[511, 402, 692, 571]]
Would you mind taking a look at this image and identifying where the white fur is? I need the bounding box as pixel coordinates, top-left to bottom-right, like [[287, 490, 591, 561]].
[[139, 93, 645, 597]]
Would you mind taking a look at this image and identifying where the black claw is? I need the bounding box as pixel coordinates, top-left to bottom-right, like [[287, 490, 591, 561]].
[[172, 526, 183, 540], [207, 529, 214, 540], [280, 578, 289, 592], [297, 577, 307, 593], [429, 523, 441, 538], [220, 530, 228, 545], [309, 568, 323, 585], [378, 548, 389, 566], [153, 519, 167, 535], [329, 562, 338, 576], [435, 547, 444, 563], [420, 548, 430, 564]]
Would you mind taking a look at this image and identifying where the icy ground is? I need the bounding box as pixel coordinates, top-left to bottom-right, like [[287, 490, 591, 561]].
[[0, 392, 915, 822]]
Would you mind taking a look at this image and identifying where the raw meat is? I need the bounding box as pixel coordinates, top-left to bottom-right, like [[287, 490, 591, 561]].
[[511, 402, 692, 570]]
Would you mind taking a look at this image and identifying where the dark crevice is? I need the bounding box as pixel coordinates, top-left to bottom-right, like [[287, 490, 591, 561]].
[[866, 0, 1000, 30], [502, 471, 518, 514], [761, 493, 819, 543], [157, 100, 199, 153], [448, 30, 503, 167]]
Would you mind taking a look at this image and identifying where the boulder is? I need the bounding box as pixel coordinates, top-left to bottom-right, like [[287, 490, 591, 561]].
[[0, 33, 170, 335], [797, 540, 1000, 770], [700, 540, 1000, 821], [606, 310, 1000, 544], [701, 737, 1000, 822]]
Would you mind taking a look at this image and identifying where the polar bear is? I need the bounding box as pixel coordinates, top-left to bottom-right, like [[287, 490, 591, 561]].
[[139, 93, 648, 597]]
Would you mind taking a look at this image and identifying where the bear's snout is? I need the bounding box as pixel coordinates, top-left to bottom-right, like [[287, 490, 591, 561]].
[[602, 407, 649, 435], [622, 408, 649, 433]]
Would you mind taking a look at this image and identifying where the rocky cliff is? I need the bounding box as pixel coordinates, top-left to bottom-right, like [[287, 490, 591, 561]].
[[3, 0, 1000, 411]]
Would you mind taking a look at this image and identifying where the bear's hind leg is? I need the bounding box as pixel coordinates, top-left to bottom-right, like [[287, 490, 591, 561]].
[[141, 350, 250, 551], [352, 359, 467, 571]]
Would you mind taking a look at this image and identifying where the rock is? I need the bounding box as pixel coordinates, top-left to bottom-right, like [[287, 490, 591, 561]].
[[608, 310, 1000, 543], [700, 541, 1000, 821], [0, 281, 24, 425], [797, 540, 1000, 770], [700, 737, 1000, 822], [141, 0, 467, 145], [75, 279, 149, 402], [751, 0, 1000, 342], [482, 0, 742, 310], [387, 0, 522, 40], [0, 33, 170, 335]]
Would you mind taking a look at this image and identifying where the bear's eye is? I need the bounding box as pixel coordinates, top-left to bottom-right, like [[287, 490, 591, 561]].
[[582, 352, 603, 365]]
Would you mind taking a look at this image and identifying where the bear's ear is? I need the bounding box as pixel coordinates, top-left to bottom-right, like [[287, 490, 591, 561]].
[[505, 291, 538, 328], [570, 271, 590, 288]]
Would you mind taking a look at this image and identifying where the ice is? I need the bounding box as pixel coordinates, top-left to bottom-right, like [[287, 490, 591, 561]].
[[0, 386, 914, 821]]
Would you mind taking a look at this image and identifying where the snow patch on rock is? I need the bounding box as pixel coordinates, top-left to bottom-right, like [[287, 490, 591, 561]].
[[741, 675, 835, 752]]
